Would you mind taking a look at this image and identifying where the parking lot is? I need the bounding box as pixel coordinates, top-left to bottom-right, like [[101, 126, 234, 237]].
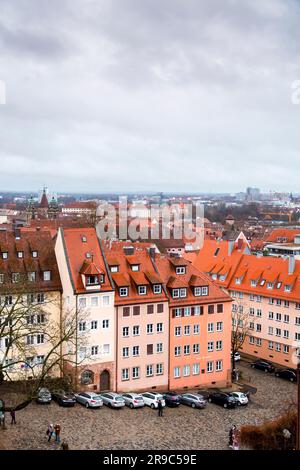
[[0, 361, 297, 450]]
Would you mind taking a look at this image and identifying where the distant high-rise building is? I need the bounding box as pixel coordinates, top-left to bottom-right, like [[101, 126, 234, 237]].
[[246, 187, 260, 202]]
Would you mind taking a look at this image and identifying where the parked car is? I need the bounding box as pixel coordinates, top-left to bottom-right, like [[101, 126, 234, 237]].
[[231, 351, 241, 362], [207, 392, 237, 408], [275, 368, 297, 383], [228, 391, 248, 406], [100, 392, 125, 408], [250, 360, 275, 373], [36, 388, 52, 404], [52, 390, 76, 407], [122, 393, 145, 408], [75, 392, 103, 408], [141, 392, 166, 409], [180, 393, 206, 409], [162, 392, 181, 407]]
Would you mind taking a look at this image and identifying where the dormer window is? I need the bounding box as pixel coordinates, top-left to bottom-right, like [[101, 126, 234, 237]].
[[86, 253, 91, 259], [173, 288, 187, 298], [212, 274, 218, 280], [28, 272, 36, 282], [119, 287, 128, 297], [235, 277, 241, 285], [17, 251, 23, 258], [2, 252, 8, 260], [110, 266, 119, 273], [176, 267, 186, 275], [251, 280, 257, 287], [43, 271, 51, 281], [86, 275, 99, 286], [82, 236, 87, 242], [12, 273, 20, 283], [267, 282, 274, 289], [260, 279, 266, 286], [153, 284, 162, 294], [32, 251, 38, 258], [131, 265, 139, 272], [284, 285, 292, 292], [219, 274, 227, 282], [138, 285, 147, 295], [0, 273, 4, 284], [276, 282, 282, 289]]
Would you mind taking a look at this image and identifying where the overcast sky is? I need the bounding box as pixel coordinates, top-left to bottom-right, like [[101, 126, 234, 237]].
[[0, 0, 300, 194]]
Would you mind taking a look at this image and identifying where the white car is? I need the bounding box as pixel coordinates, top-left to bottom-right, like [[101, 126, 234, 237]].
[[231, 351, 241, 362], [230, 392, 248, 406], [141, 392, 166, 409], [122, 393, 145, 408], [100, 392, 125, 408], [75, 392, 103, 408]]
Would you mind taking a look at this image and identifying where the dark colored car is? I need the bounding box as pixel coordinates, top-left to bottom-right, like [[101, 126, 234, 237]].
[[162, 392, 181, 407], [275, 368, 297, 382], [250, 360, 275, 373], [207, 392, 237, 408], [52, 390, 76, 407]]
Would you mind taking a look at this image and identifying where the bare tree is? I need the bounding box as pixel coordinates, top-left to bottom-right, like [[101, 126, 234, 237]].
[[231, 296, 255, 379]]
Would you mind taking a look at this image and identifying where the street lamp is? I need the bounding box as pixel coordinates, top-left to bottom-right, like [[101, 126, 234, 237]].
[[282, 428, 291, 450]]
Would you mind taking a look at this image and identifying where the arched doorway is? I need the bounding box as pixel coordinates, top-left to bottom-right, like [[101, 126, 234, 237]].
[[100, 370, 110, 391]]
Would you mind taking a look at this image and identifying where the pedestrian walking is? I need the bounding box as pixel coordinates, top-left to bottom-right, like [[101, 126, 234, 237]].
[[60, 440, 69, 450], [46, 423, 54, 442], [228, 425, 236, 448], [10, 410, 16, 425], [54, 423, 61, 443], [232, 433, 240, 450], [157, 399, 163, 417], [0, 411, 5, 429]]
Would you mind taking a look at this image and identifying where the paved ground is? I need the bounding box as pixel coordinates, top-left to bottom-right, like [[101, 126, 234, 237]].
[[0, 362, 297, 450]]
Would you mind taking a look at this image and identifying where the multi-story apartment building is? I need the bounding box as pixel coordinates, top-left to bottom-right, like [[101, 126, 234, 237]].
[[193, 238, 300, 368], [0, 231, 62, 379], [104, 242, 169, 392], [55, 228, 115, 391], [155, 255, 232, 389]]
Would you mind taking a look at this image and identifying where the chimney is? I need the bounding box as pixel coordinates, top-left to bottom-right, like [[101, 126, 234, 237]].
[[288, 255, 295, 275], [228, 241, 234, 256]]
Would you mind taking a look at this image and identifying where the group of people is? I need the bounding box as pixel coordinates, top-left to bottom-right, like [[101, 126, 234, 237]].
[[229, 425, 239, 450], [46, 423, 68, 449]]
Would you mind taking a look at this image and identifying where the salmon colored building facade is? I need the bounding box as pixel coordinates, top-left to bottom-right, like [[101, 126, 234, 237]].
[[155, 256, 232, 390], [193, 238, 300, 368]]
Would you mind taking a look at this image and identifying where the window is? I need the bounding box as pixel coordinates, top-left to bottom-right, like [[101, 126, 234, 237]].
[[32, 251, 38, 258], [133, 346, 140, 356], [157, 303, 164, 313], [175, 346, 181, 356], [176, 267, 186, 275], [122, 307, 130, 318], [202, 286, 209, 296], [103, 295, 110, 307], [147, 324, 153, 334], [91, 346, 98, 355], [184, 325, 190, 336], [147, 344, 153, 355], [36, 314, 45, 324], [249, 322, 254, 330], [133, 325, 140, 336], [119, 287, 128, 297], [296, 317, 300, 326], [122, 347, 129, 358], [208, 305, 214, 314], [268, 341, 273, 349], [146, 365, 153, 377], [217, 304, 223, 313], [267, 282, 274, 289], [180, 288, 187, 298], [122, 369, 129, 381], [216, 340, 223, 351], [174, 367, 180, 378], [133, 306, 140, 316], [283, 345, 289, 354], [207, 323, 214, 333], [175, 326, 181, 336], [122, 327, 129, 337], [249, 336, 254, 344], [268, 311, 274, 320], [207, 361, 214, 373], [12, 273, 20, 283], [276, 328, 281, 337], [131, 265, 139, 272], [103, 344, 110, 354], [295, 332, 300, 342], [249, 308, 255, 316], [216, 360, 223, 371], [256, 309, 262, 317], [284, 314, 289, 323], [184, 345, 190, 355], [2, 252, 8, 259], [153, 284, 162, 294], [91, 320, 98, 330], [28, 272, 36, 282], [284, 285, 291, 292], [195, 306, 203, 315], [216, 322, 223, 332], [296, 303, 300, 310], [193, 343, 200, 354], [256, 324, 261, 332], [78, 297, 86, 308], [268, 326, 273, 335], [276, 313, 282, 322], [102, 319, 109, 329], [43, 271, 51, 281], [172, 289, 180, 298], [194, 287, 202, 296], [276, 343, 281, 352], [193, 324, 200, 335], [27, 335, 35, 345], [283, 330, 289, 339], [183, 365, 190, 376], [157, 323, 163, 333], [36, 334, 44, 344], [91, 297, 98, 307], [276, 299, 282, 306], [138, 286, 147, 295], [156, 363, 163, 375], [36, 355, 44, 364], [157, 343, 163, 353], [256, 338, 261, 346], [79, 322, 86, 332], [207, 341, 214, 352], [110, 266, 119, 273], [284, 300, 290, 308], [147, 305, 154, 315], [27, 315, 34, 325]]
